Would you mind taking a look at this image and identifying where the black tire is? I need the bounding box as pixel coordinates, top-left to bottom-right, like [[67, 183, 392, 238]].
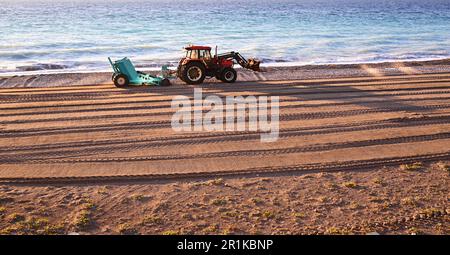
[[160, 78, 171, 86], [113, 74, 129, 87], [177, 67, 185, 83], [181, 62, 206, 85], [220, 68, 237, 83]]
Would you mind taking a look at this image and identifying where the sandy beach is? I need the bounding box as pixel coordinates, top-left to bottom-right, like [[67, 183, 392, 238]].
[[0, 59, 449, 235]]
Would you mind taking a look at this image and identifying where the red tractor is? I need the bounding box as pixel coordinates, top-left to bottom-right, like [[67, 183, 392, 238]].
[[177, 45, 260, 85]]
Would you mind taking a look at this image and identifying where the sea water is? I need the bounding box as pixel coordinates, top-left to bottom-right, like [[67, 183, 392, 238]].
[[0, 0, 449, 74]]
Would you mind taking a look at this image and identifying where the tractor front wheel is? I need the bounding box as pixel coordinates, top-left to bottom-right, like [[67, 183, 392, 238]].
[[220, 68, 237, 83], [113, 74, 129, 88], [181, 62, 206, 85]]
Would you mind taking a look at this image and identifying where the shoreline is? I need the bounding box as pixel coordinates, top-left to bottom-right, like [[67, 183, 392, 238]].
[[1, 58, 450, 88], [2, 57, 450, 76]]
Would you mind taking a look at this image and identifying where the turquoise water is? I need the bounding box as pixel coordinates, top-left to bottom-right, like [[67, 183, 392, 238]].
[[0, 0, 449, 73]]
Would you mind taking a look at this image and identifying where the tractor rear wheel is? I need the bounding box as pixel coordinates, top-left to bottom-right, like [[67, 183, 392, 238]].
[[181, 62, 206, 85], [113, 74, 129, 87], [220, 68, 237, 83]]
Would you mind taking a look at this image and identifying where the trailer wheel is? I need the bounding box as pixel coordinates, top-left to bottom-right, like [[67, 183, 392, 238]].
[[113, 74, 129, 87], [220, 68, 237, 83], [181, 62, 205, 85], [160, 78, 171, 86]]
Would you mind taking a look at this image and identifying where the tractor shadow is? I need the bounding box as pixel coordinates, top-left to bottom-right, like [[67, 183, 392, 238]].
[[107, 66, 442, 119], [103, 62, 443, 114], [177, 74, 430, 114]]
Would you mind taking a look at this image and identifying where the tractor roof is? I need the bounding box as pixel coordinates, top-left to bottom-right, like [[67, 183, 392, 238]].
[[185, 45, 211, 50]]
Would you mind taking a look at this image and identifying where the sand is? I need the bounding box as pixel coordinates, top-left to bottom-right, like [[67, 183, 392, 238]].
[[0, 59, 449, 235]]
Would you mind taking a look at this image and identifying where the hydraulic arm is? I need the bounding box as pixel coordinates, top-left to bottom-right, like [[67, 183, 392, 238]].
[[217, 51, 261, 71]]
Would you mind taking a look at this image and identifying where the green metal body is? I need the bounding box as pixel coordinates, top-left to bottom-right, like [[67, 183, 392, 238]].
[[108, 57, 166, 86]]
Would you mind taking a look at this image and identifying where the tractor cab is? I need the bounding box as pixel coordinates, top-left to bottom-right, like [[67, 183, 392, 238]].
[[184, 45, 214, 60]]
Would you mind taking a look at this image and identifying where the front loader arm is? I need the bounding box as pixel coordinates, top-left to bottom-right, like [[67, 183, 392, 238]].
[[218, 51, 261, 71]]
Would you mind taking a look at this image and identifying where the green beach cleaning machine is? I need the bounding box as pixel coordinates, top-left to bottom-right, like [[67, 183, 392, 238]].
[[108, 57, 171, 87]]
